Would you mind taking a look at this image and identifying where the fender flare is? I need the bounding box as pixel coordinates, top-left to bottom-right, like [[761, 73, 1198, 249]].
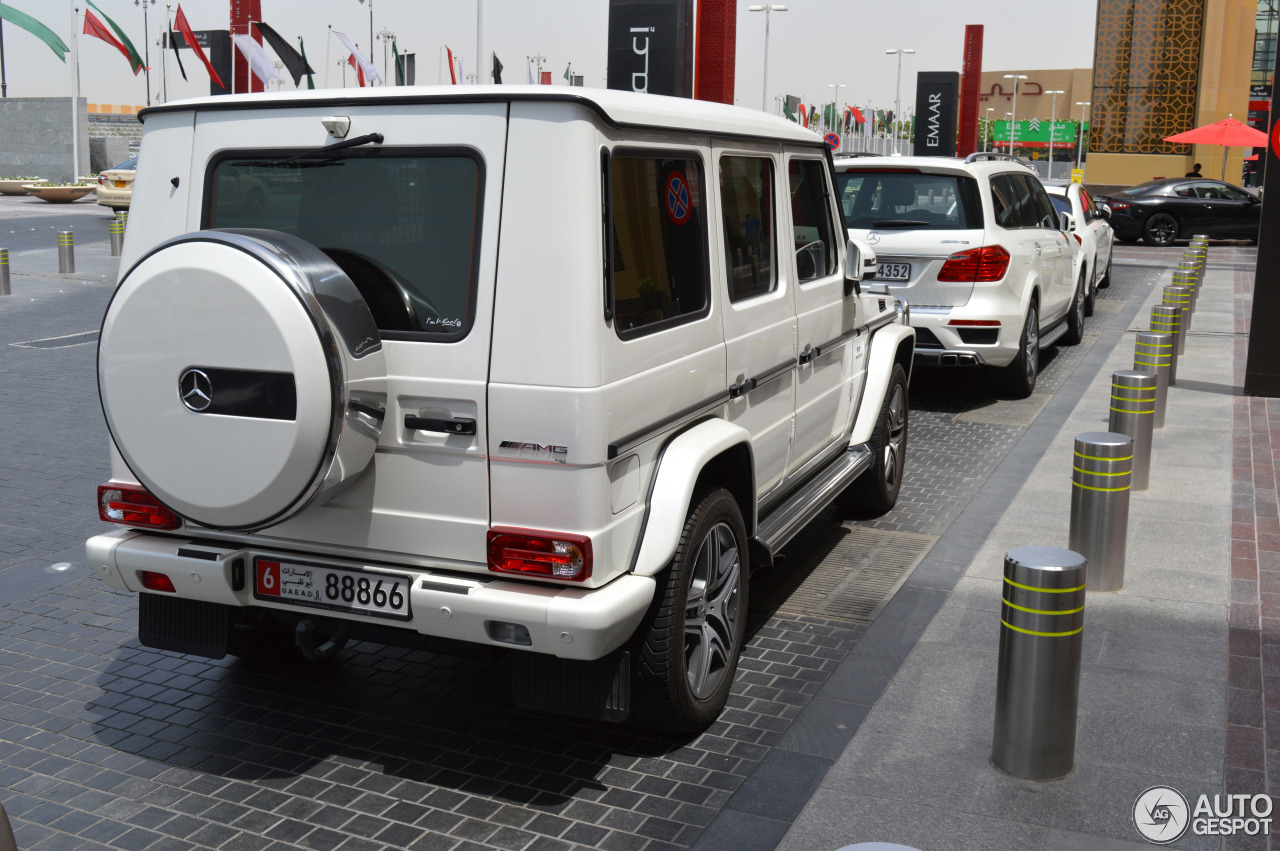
[[631, 418, 753, 577], [850, 324, 915, 447]]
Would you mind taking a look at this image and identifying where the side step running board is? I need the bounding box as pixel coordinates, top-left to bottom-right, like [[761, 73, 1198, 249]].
[[1039, 317, 1068, 350], [754, 445, 874, 559]]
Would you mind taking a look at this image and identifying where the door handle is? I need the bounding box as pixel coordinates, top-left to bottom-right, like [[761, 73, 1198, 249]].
[[405, 415, 477, 435], [728, 378, 757, 399], [799, 347, 818, 365]]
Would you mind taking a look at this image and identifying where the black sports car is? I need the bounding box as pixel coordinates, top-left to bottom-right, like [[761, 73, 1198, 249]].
[[1096, 177, 1261, 246]]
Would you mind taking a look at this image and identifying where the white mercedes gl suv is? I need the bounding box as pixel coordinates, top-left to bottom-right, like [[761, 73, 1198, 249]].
[[832, 153, 1084, 398]]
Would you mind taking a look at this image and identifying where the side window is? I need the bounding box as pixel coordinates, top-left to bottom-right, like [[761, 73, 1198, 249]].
[[608, 153, 710, 338], [720, 156, 777, 302], [1220, 184, 1255, 202], [788, 158, 837, 282], [1079, 188, 1096, 221], [1173, 183, 1195, 198], [990, 174, 1021, 229], [1018, 175, 1059, 228]]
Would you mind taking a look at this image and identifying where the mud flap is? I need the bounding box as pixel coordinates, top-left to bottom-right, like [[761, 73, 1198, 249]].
[[511, 649, 631, 723], [138, 593, 228, 659]]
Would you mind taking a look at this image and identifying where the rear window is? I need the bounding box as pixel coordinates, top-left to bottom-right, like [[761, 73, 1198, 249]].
[[1048, 195, 1072, 217], [206, 150, 483, 340], [837, 170, 982, 231]]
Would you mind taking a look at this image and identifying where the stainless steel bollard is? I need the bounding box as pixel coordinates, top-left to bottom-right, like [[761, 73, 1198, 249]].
[[1069, 431, 1132, 592], [1172, 262, 1199, 307], [1134, 331, 1173, 428], [991, 546, 1087, 781], [1163, 284, 1192, 335], [0, 248, 9, 296], [1151, 304, 1183, 374], [116, 210, 128, 230], [109, 218, 124, 256], [57, 230, 74, 273], [1109, 371, 1156, 491]]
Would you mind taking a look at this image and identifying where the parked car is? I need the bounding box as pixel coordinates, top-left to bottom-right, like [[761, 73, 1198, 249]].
[[1096, 177, 1261, 246], [87, 87, 915, 732], [832, 152, 1083, 398], [1044, 181, 1116, 316], [96, 156, 137, 210]]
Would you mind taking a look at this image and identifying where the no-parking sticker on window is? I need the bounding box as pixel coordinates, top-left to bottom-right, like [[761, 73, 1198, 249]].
[[665, 172, 692, 225]]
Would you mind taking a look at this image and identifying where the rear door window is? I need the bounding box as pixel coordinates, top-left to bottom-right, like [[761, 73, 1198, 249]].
[[607, 153, 710, 337], [837, 170, 980, 230], [207, 150, 483, 340], [990, 174, 1023, 228], [720, 156, 776, 302]]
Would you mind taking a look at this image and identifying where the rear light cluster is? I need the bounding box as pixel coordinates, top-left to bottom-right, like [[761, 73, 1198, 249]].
[[1106, 200, 1131, 211], [98, 484, 181, 530], [948, 319, 1001, 327], [487, 527, 592, 581], [139, 571, 176, 592], [936, 245, 1011, 283], [1073, 233, 1083, 245]]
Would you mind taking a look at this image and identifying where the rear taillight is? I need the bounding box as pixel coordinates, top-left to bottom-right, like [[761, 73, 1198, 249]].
[[97, 174, 105, 186], [936, 245, 1011, 283], [1107, 200, 1131, 211], [1073, 233, 1083, 245], [487, 527, 592, 581], [139, 571, 176, 592], [948, 319, 1001, 327], [98, 484, 181, 530]]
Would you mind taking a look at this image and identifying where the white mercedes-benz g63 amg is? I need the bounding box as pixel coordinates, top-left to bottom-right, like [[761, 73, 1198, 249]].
[[87, 87, 914, 732]]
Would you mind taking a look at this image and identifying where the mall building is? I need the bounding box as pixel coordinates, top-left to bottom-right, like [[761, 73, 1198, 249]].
[[983, 0, 1270, 187]]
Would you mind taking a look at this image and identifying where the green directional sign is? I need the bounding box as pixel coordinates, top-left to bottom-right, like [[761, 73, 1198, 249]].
[[992, 119, 1089, 149]]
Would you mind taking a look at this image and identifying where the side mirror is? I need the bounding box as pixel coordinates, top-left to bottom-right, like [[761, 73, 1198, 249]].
[[1059, 211, 1074, 232], [845, 238, 876, 296]]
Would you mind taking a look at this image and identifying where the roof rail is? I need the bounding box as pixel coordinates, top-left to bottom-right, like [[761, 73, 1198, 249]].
[[964, 152, 1033, 167], [833, 152, 881, 159]]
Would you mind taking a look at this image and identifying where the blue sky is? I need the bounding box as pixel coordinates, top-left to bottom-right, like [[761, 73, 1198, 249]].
[[1, 0, 1099, 112]]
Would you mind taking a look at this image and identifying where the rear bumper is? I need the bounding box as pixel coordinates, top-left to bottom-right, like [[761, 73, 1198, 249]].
[[95, 187, 130, 208], [87, 528, 654, 661]]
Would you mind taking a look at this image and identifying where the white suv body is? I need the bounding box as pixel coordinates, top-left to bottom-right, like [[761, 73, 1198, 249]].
[[86, 87, 914, 731], [1044, 181, 1116, 314], [832, 153, 1083, 396]]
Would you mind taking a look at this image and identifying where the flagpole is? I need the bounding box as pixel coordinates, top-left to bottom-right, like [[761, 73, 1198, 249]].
[[476, 0, 482, 85], [0, 18, 7, 98], [70, 2, 80, 181], [324, 25, 331, 88]]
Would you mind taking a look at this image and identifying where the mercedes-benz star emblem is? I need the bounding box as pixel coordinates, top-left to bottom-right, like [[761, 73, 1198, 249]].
[[179, 369, 213, 412], [866, 231, 881, 245]]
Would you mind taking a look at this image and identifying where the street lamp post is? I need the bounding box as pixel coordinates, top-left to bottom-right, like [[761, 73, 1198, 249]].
[[885, 48, 915, 154], [1046, 90, 1064, 179], [748, 5, 788, 113], [828, 82, 846, 137], [984, 107, 994, 152], [136, 0, 155, 106], [377, 28, 395, 81], [357, 0, 374, 84], [1003, 74, 1027, 158], [1075, 101, 1092, 176]]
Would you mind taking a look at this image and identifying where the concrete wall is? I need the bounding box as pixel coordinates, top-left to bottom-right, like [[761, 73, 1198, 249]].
[[89, 138, 131, 174], [0, 98, 90, 182]]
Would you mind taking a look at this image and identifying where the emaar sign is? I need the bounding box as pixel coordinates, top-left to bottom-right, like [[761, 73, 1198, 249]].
[[913, 72, 959, 157]]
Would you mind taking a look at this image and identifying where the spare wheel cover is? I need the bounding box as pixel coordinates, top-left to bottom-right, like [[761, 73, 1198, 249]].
[[99, 229, 386, 530]]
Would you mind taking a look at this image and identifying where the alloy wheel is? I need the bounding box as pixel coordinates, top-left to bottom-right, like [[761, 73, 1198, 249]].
[[684, 521, 742, 700], [883, 382, 907, 489]]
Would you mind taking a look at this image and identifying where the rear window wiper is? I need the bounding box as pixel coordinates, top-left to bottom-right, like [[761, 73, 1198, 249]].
[[229, 132, 384, 169], [872, 219, 931, 228]]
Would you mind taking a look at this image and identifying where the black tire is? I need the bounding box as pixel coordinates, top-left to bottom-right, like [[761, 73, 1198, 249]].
[[1142, 213, 1178, 247], [1063, 271, 1086, 346], [839, 363, 908, 516], [994, 303, 1039, 399], [1117, 235, 1139, 244], [634, 488, 748, 733], [1098, 252, 1113, 289]]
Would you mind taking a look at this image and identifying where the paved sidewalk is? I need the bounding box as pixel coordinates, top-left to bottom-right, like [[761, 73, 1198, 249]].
[[771, 258, 1243, 850]]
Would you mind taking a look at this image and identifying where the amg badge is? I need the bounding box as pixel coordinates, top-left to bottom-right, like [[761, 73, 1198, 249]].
[[498, 441, 569, 464]]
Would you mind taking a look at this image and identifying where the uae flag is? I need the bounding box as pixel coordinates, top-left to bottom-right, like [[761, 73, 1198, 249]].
[[253, 21, 313, 87], [0, 5, 68, 62], [348, 54, 367, 87], [86, 0, 144, 75], [175, 5, 225, 90], [446, 46, 457, 84], [83, 9, 142, 74]]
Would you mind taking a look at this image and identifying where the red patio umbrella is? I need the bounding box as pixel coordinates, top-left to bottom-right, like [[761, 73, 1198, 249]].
[[1164, 117, 1269, 180]]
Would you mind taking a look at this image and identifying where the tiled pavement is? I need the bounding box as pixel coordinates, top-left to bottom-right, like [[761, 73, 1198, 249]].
[[1228, 260, 1278, 850], [0, 200, 1192, 851]]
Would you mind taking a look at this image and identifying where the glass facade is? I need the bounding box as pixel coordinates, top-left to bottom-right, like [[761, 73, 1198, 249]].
[[1090, 0, 1205, 154], [1255, 0, 1278, 88]]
